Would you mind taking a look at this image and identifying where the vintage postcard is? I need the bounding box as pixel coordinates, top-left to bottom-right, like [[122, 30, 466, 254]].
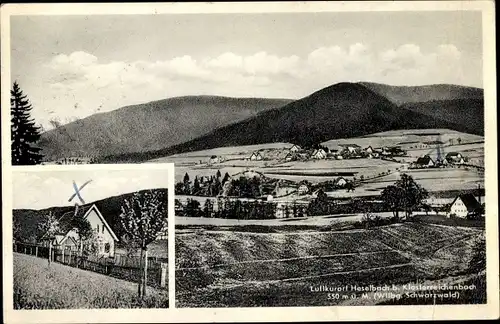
[[1, 1, 498, 323]]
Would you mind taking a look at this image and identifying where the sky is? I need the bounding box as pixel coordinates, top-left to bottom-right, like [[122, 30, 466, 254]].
[[12, 168, 170, 209], [10, 11, 483, 130]]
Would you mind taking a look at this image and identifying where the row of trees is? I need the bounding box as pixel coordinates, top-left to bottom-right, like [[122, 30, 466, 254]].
[[176, 171, 231, 196], [176, 171, 269, 199], [181, 198, 280, 220]]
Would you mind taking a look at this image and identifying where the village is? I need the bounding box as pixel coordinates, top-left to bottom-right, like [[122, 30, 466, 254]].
[[173, 132, 484, 222]]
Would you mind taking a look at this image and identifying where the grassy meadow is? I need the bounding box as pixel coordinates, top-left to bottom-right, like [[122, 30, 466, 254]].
[[13, 253, 168, 309]]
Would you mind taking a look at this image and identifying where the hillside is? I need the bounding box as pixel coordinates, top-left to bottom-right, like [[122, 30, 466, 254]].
[[38, 96, 292, 160], [401, 99, 484, 136], [13, 188, 168, 244], [359, 82, 483, 105], [103, 82, 476, 162]]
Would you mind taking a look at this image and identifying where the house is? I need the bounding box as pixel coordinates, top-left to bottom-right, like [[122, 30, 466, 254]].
[[249, 152, 263, 161], [415, 155, 435, 168], [311, 148, 327, 159], [298, 184, 309, 195], [209, 155, 223, 164], [339, 144, 362, 155], [448, 194, 482, 218], [40, 235, 79, 251], [364, 146, 374, 154], [336, 177, 347, 187], [289, 144, 301, 153], [40, 204, 119, 257], [446, 152, 465, 164]]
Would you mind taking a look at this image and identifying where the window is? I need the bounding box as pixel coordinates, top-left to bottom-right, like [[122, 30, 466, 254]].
[[104, 243, 110, 253], [102, 225, 104, 233]]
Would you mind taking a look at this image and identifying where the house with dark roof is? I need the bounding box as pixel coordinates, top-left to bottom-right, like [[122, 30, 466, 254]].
[[289, 144, 301, 153], [415, 155, 435, 168], [40, 204, 119, 257], [339, 144, 362, 154], [446, 152, 465, 164], [448, 194, 482, 218]]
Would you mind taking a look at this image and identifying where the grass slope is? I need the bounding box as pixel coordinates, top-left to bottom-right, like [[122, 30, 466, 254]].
[[13, 253, 168, 309], [175, 222, 484, 307], [39, 96, 292, 160]]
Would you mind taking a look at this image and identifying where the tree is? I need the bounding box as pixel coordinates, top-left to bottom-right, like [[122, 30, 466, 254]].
[[193, 176, 200, 195], [457, 137, 462, 145], [381, 185, 405, 221], [183, 172, 191, 194], [203, 199, 214, 218], [216, 170, 221, 179], [222, 172, 230, 185], [38, 211, 60, 266], [386, 174, 428, 220], [119, 189, 168, 299], [70, 208, 94, 257], [11, 82, 43, 165]]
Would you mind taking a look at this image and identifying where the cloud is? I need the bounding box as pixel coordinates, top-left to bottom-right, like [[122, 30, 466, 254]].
[[36, 43, 467, 129]]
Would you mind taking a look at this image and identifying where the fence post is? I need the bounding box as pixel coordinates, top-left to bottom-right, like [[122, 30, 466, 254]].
[[160, 263, 167, 288], [35, 246, 38, 257], [69, 250, 72, 266]]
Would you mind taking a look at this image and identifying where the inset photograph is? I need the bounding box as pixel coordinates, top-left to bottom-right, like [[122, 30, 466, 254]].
[[11, 165, 172, 309]]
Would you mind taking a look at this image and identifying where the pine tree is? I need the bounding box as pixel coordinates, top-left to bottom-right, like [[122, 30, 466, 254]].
[[11, 82, 43, 165]]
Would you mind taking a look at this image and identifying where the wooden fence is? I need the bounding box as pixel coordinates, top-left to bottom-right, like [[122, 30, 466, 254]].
[[13, 242, 168, 289]]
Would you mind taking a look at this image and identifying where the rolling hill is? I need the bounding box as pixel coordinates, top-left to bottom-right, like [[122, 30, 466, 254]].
[[38, 96, 292, 160], [359, 82, 484, 105], [101, 82, 481, 162]]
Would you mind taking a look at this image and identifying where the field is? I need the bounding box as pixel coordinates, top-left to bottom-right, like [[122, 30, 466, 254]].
[[163, 129, 483, 197], [13, 253, 169, 309], [175, 222, 484, 307]]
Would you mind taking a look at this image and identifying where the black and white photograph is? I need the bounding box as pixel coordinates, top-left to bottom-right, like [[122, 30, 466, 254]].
[[9, 166, 172, 309], [1, 1, 498, 322]]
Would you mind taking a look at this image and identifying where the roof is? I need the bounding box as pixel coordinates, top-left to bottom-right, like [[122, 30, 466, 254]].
[[416, 155, 434, 165], [451, 194, 481, 211], [423, 141, 445, 145], [339, 144, 361, 147], [446, 152, 461, 157]]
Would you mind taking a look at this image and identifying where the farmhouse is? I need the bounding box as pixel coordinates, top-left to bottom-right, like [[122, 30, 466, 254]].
[[340, 144, 361, 154], [336, 177, 347, 187], [249, 152, 263, 161], [364, 146, 374, 154], [448, 194, 482, 218], [289, 144, 301, 152], [311, 148, 327, 159], [298, 184, 310, 195], [415, 155, 435, 168], [208, 155, 223, 164], [40, 204, 119, 257], [446, 152, 465, 164], [40, 235, 79, 251]]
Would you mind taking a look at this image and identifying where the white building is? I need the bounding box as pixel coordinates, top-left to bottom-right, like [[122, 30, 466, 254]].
[[448, 194, 481, 218], [311, 149, 327, 159]]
